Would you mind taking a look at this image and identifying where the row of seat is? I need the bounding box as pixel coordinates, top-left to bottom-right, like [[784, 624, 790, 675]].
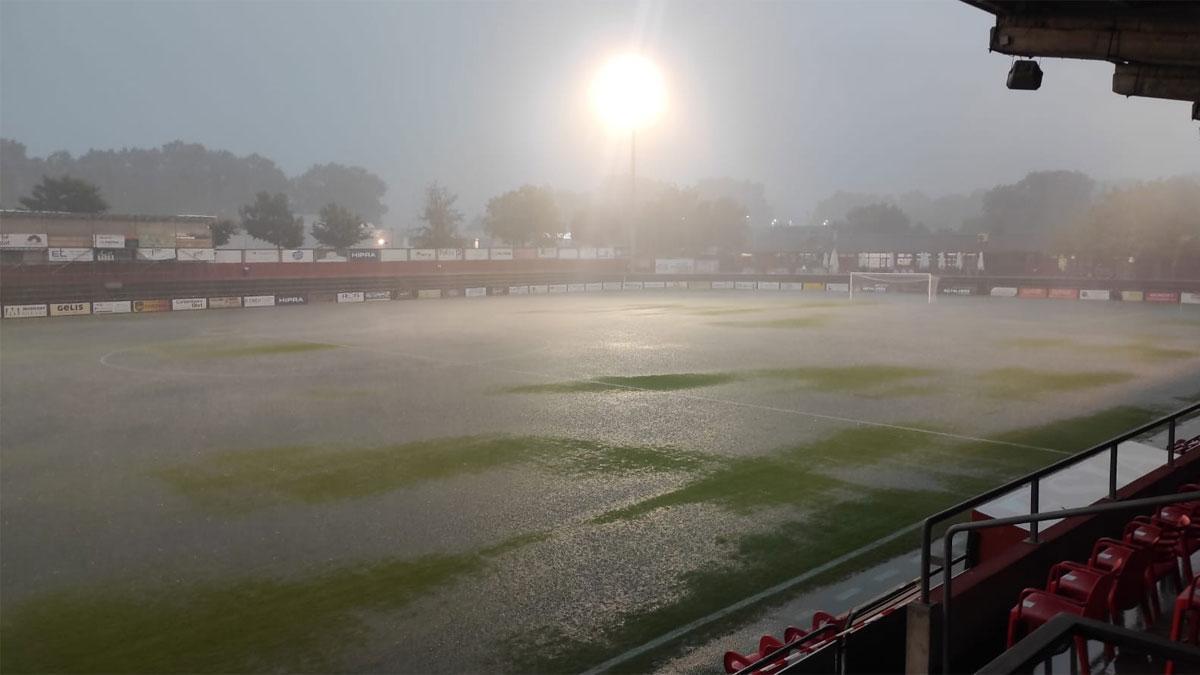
[[1006, 480, 1200, 675], [723, 611, 845, 674]]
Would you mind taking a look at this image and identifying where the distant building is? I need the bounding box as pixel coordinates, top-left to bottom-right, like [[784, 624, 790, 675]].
[[0, 210, 215, 263]]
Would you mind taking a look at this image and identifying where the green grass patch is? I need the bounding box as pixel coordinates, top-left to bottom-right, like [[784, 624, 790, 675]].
[[159, 341, 340, 359], [752, 365, 940, 393], [158, 436, 710, 513], [711, 315, 831, 329], [0, 535, 540, 674], [1000, 337, 1196, 362], [980, 367, 1134, 398], [506, 372, 741, 394]]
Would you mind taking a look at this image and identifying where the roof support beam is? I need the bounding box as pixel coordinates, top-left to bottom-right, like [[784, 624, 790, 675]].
[[990, 17, 1200, 68], [1112, 63, 1200, 102]]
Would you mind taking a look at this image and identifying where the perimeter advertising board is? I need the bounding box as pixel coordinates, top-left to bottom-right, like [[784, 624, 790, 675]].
[[243, 295, 276, 307], [622, 281, 643, 290], [0, 233, 47, 249], [603, 282, 622, 290], [94, 234, 126, 249], [489, 248, 513, 261], [380, 249, 409, 262], [537, 248, 558, 259], [95, 248, 134, 262], [208, 297, 243, 309], [436, 248, 462, 261], [411, 249, 436, 261], [214, 250, 243, 263], [177, 248, 216, 262], [548, 284, 568, 293], [92, 301, 132, 314], [558, 248, 579, 260], [1146, 291, 1179, 303], [244, 250, 280, 263], [1080, 289, 1111, 301], [1048, 288, 1079, 300], [464, 249, 488, 261], [365, 291, 391, 301], [281, 249, 314, 263], [1121, 291, 1144, 302], [990, 287, 1018, 297], [758, 282, 780, 290], [1017, 288, 1048, 299], [49, 302, 92, 316], [276, 294, 307, 305], [171, 298, 207, 311], [567, 283, 586, 293], [336, 292, 365, 303], [465, 287, 487, 297], [826, 283, 850, 292], [655, 258, 695, 274], [734, 281, 756, 290], [348, 249, 381, 262], [509, 285, 529, 295], [133, 299, 171, 313], [137, 248, 176, 261], [643, 281, 665, 289], [3, 304, 47, 318], [315, 249, 348, 263], [47, 248, 94, 262], [417, 289, 442, 299]]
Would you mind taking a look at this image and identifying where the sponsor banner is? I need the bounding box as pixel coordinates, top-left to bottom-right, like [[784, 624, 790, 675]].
[[1017, 287, 1048, 299], [436, 248, 462, 261], [380, 249, 409, 262], [655, 258, 695, 274], [643, 281, 665, 289], [464, 248, 488, 261], [337, 291, 365, 303], [826, 282, 850, 292], [622, 281, 644, 290], [734, 281, 756, 290], [393, 289, 415, 300], [537, 247, 559, 259], [243, 295, 276, 307], [137, 247, 176, 261], [486, 287, 507, 296], [48, 247, 94, 262], [695, 259, 720, 274], [177, 248, 216, 262], [136, 225, 175, 248], [689, 280, 712, 290], [444, 288, 461, 297], [558, 248, 579, 260], [208, 296, 243, 309], [1146, 291, 1179, 303], [214, 249, 243, 263], [567, 283, 586, 293], [281, 249, 314, 263], [315, 248, 348, 263], [417, 289, 442, 299], [529, 284, 550, 294], [547, 283, 569, 293], [3, 304, 48, 318], [579, 247, 598, 260], [940, 286, 974, 296], [509, 285, 530, 295], [92, 300, 132, 314], [712, 281, 735, 289], [347, 249, 380, 262], [666, 280, 688, 289], [1182, 292, 1200, 305], [365, 290, 392, 301], [276, 294, 307, 305], [489, 248, 514, 261], [172, 298, 207, 311], [1121, 290, 1144, 302], [860, 284, 888, 293], [596, 247, 616, 260], [802, 282, 825, 291], [308, 291, 337, 303], [244, 249, 279, 263], [95, 248, 133, 262], [94, 234, 126, 248], [780, 282, 804, 291], [1079, 289, 1111, 301], [990, 286, 1018, 297], [602, 281, 622, 291], [49, 302, 91, 316], [465, 287, 487, 297], [49, 235, 92, 247], [0, 233, 48, 249], [758, 281, 781, 290], [411, 248, 436, 261], [133, 299, 171, 313], [585, 282, 603, 292], [1048, 288, 1079, 300]]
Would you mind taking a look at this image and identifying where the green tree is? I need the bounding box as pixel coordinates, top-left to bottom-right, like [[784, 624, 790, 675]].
[[965, 170, 1094, 235], [310, 202, 369, 248], [211, 218, 240, 247], [483, 185, 561, 245], [838, 202, 912, 234], [413, 183, 463, 247], [290, 163, 388, 224], [19, 174, 109, 213], [239, 192, 304, 249]]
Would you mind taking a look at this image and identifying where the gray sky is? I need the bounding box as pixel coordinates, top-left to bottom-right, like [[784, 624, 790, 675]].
[[2, 0, 1196, 225]]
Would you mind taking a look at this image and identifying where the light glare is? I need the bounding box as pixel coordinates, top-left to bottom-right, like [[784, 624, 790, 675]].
[[590, 54, 666, 133]]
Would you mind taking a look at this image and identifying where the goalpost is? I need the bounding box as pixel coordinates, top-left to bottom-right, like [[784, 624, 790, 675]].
[[848, 272, 938, 304]]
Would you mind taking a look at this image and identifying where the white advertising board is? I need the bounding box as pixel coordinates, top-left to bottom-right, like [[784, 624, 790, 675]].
[[337, 291, 365, 303], [695, 259, 720, 274], [1121, 291, 1144, 302], [567, 283, 586, 293], [214, 249, 243, 263], [780, 282, 804, 291], [281, 249, 314, 263], [437, 248, 463, 261], [177, 248, 216, 262], [655, 258, 695, 274], [465, 286, 487, 297], [537, 248, 558, 259], [596, 248, 615, 259], [558, 248, 579, 260], [1182, 292, 1200, 305], [137, 248, 176, 261], [489, 248, 514, 261], [0, 233, 47, 249], [990, 286, 1018, 297], [47, 248, 94, 262], [825, 283, 850, 292], [380, 249, 409, 262], [529, 284, 549, 294], [94, 234, 126, 248], [172, 298, 207, 311], [757, 281, 781, 290], [666, 280, 688, 289], [49, 302, 91, 316], [711, 281, 735, 289], [548, 284, 568, 294], [735, 281, 757, 290], [417, 289, 442, 299], [579, 247, 597, 260], [585, 282, 603, 291], [92, 301, 132, 314], [411, 248, 436, 261], [1080, 289, 1111, 301], [622, 281, 644, 290], [244, 249, 280, 263], [3, 304, 47, 318], [603, 281, 622, 291], [243, 295, 276, 307], [643, 281, 665, 289], [509, 285, 530, 295], [464, 248, 489, 261]]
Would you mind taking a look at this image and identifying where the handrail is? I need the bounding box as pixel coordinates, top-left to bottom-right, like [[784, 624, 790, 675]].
[[919, 401, 1200, 602], [976, 614, 1200, 674], [938, 490, 1200, 674]]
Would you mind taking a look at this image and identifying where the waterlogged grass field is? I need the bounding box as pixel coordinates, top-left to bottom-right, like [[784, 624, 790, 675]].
[[1, 292, 1197, 673]]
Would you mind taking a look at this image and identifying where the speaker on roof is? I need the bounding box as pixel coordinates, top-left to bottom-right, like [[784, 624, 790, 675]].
[[1007, 60, 1043, 91]]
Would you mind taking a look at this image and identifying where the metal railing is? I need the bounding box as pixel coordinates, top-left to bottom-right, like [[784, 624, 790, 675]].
[[976, 614, 1200, 674], [938, 490, 1200, 674], [919, 402, 1200, 603]]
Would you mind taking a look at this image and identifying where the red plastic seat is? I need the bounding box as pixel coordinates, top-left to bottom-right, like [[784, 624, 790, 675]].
[[1086, 538, 1157, 625], [1125, 519, 1185, 592], [724, 635, 786, 674], [1165, 576, 1200, 675], [1008, 570, 1113, 675]]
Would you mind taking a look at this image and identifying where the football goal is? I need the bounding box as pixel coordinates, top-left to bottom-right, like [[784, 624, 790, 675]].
[[848, 272, 938, 304]]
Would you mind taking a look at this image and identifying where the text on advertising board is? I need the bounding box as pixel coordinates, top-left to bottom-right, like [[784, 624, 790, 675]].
[[243, 295, 276, 307], [276, 295, 307, 305], [92, 301, 132, 314], [133, 299, 171, 313], [3, 304, 48, 318]]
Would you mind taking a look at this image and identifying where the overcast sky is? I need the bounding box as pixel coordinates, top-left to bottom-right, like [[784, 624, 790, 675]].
[[2, 0, 1196, 224]]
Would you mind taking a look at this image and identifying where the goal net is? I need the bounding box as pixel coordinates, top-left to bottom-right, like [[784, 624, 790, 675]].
[[848, 272, 938, 304]]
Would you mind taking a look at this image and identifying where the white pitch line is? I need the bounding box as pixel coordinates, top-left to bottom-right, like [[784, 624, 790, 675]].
[[579, 521, 924, 675]]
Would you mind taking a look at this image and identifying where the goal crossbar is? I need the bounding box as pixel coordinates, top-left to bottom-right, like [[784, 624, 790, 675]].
[[848, 272, 937, 304]]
